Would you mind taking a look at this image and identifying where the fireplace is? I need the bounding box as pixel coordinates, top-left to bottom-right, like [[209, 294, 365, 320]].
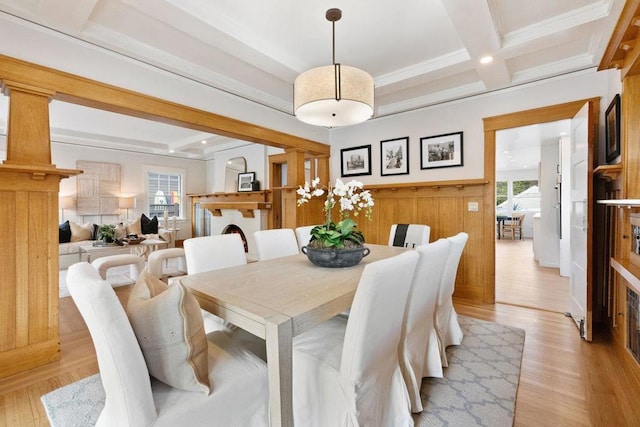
[[205, 208, 268, 260], [222, 224, 249, 252], [192, 192, 270, 260]]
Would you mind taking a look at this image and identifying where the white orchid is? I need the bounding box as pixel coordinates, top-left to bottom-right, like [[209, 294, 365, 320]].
[[296, 177, 374, 221]]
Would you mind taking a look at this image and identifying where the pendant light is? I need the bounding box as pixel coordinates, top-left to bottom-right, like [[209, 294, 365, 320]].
[[294, 8, 374, 127]]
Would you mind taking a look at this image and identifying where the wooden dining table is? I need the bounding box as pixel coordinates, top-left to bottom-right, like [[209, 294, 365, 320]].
[[178, 244, 408, 427]]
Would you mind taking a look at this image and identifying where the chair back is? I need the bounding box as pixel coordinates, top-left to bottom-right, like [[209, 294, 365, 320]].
[[294, 225, 318, 251], [438, 232, 469, 305], [388, 224, 430, 248], [147, 247, 187, 279], [399, 238, 450, 412], [183, 234, 246, 274], [340, 250, 419, 419], [66, 262, 156, 425], [254, 228, 299, 261]]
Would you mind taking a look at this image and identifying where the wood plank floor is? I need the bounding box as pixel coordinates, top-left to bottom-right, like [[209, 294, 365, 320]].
[[495, 238, 571, 313], [2, 282, 640, 425]]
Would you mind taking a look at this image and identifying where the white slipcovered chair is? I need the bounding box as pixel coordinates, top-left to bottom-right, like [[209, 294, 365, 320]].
[[254, 228, 299, 261], [58, 262, 268, 427], [294, 225, 319, 251], [183, 234, 247, 274], [183, 234, 247, 333], [147, 247, 187, 282], [388, 224, 431, 248], [292, 251, 419, 426], [436, 231, 469, 366], [91, 253, 145, 284], [399, 238, 450, 413]]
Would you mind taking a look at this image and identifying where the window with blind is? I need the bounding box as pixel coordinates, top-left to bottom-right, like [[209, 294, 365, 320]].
[[146, 171, 184, 218]]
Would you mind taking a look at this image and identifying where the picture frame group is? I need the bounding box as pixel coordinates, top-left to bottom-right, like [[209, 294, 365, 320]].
[[339, 131, 464, 178], [237, 171, 256, 192], [420, 132, 464, 169]]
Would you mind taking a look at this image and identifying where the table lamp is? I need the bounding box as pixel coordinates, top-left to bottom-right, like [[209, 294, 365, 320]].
[[59, 196, 74, 222], [119, 197, 135, 220]]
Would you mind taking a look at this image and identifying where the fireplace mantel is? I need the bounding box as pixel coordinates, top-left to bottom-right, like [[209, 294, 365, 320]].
[[201, 201, 271, 218], [189, 191, 272, 218]]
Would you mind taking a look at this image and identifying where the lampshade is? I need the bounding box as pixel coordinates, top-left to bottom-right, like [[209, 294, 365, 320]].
[[119, 197, 135, 209], [59, 196, 74, 210], [294, 8, 374, 128], [294, 65, 374, 127]]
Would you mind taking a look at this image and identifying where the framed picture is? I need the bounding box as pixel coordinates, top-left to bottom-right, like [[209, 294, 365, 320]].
[[420, 132, 463, 169], [605, 94, 620, 163], [237, 172, 255, 192], [340, 145, 372, 177], [380, 137, 409, 176]]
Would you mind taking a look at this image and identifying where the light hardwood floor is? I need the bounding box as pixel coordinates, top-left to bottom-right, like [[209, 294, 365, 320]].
[[2, 285, 640, 425], [495, 238, 571, 313]]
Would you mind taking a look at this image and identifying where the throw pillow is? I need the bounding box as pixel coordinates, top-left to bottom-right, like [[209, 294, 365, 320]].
[[126, 270, 210, 394], [141, 214, 159, 234], [59, 220, 71, 243], [115, 223, 127, 240], [127, 218, 142, 236], [70, 221, 93, 242]]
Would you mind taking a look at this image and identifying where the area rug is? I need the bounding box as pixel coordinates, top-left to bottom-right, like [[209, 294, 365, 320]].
[[414, 315, 525, 426], [41, 315, 524, 426]]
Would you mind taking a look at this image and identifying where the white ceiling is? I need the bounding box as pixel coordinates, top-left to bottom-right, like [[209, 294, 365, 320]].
[[0, 0, 625, 159], [496, 120, 570, 172]]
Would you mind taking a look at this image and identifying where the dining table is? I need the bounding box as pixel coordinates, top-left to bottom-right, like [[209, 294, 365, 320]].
[[496, 214, 512, 239], [178, 243, 408, 427]]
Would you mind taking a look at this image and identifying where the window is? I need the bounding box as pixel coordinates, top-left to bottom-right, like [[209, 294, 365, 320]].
[[496, 181, 508, 206], [512, 180, 539, 212], [146, 169, 184, 218]]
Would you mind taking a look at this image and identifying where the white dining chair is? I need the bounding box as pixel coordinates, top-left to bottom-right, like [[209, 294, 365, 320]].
[[183, 234, 247, 274], [55, 262, 269, 427], [435, 231, 469, 366], [399, 238, 450, 413], [254, 228, 299, 261], [388, 223, 431, 248], [183, 234, 247, 333], [147, 247, 187, 282], [294, 225, 318, 251], [291, 250, 419, 426]]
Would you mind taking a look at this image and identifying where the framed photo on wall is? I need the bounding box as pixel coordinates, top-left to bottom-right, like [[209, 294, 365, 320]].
[[340, 145, 372, 177], [237, 172, 255, 192], [605, 94, 620, 163], [420, 132, 463, 169], [380, 137, 409, 176]]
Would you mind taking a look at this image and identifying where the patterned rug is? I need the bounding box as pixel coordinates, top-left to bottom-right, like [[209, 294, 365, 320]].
[[415, 315, 525, 426], [41, 316, 524, 426]]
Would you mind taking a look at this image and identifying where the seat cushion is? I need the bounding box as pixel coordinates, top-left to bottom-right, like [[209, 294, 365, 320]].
[[151, 331, 269, 426], [127, 270, 210, 394]]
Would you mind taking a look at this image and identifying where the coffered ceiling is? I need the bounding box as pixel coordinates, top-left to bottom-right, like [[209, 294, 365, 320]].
[[0, 0, 625, 159]]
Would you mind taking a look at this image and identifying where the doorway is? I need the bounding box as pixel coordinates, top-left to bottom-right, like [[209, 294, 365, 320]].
[[482, 98, 600, 334], [494, 121, 571, 313]]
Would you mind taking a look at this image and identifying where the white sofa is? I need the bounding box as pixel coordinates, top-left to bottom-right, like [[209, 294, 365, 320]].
[[59, 220, 171, 269]]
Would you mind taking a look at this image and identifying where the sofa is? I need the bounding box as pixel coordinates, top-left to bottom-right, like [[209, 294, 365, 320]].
[[59, 215, 171, 269]]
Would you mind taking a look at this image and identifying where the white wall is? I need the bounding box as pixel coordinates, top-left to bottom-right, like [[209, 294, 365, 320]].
[[53, 142, 206, 240], [329, 69, 620, 184]]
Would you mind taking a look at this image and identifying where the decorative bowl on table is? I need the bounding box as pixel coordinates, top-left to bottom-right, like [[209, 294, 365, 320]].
[[301, 245, 370, 268]]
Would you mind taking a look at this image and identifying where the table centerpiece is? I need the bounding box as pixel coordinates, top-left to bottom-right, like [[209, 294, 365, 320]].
[[297, 177, 374, 268]]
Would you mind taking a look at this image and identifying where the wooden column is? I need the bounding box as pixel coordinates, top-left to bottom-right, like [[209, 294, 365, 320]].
[[0, 81, 80, 379], [316, 155, 330, 185]]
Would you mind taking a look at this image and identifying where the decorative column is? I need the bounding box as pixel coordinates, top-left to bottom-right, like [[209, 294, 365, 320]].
[[0, 80, 80, 379]]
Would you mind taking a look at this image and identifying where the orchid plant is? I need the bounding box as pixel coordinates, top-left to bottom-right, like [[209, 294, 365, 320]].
[[296, 177, 374, 249]]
